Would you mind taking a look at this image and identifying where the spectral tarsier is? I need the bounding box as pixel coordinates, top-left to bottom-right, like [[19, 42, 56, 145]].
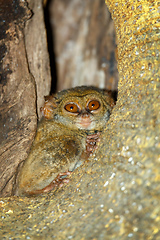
[[16, 86, 115, 196]]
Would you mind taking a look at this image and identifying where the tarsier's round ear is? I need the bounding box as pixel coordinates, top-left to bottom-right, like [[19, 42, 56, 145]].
[[103, 90, 117, 108], [40, 95, 58, 119]]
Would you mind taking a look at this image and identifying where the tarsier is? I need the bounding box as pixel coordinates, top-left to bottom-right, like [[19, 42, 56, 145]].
[[16, 86, 115, 196]]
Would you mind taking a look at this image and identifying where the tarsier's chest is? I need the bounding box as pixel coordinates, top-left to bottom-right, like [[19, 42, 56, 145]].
[[33, 122, 100, 170]]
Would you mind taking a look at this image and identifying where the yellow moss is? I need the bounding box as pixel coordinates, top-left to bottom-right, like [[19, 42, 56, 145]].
[[105, 0, 160, 86]]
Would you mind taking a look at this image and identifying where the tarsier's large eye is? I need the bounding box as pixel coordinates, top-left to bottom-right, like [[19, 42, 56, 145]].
[[87, 100, 101, 111], [64, 103, 79, 113]]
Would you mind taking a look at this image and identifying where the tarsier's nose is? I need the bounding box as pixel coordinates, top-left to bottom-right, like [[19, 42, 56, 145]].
[[77, 111, 92, 129], [81, 112, 90, 118]]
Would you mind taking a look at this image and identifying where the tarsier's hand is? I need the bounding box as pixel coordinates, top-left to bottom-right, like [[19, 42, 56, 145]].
[[86, 132, 101, 154]]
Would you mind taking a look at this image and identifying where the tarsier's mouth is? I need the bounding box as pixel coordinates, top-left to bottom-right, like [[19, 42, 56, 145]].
[[80, 121, 91, 128], [76, 118, 93, 129]]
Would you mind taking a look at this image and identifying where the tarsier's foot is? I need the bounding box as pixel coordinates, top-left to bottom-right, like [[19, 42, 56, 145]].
[[42, 171, 72, 193], [86, 132, 101, 155], [27, 171, 72, 195]]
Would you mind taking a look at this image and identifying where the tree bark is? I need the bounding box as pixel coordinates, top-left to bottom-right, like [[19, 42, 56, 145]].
[[50, 0, 118, 91], [0, 0, 51, 196], [25, 0, 51, 119]]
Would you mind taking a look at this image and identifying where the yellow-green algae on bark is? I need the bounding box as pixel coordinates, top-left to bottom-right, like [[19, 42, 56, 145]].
[[0, 0, 160, 239]]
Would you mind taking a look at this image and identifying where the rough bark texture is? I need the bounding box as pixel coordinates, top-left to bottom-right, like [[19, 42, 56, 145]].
[[0, 0, 51, 196], [0, 0, 160, 239], [50, 0, 118, 91], [25, 0, 51, 119]]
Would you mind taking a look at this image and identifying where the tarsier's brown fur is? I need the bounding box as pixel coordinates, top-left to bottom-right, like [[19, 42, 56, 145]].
[[15, 86, 115, 196]]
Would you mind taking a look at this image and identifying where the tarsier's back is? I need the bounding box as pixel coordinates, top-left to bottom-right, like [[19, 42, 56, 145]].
[[15, 86, 115, 196]]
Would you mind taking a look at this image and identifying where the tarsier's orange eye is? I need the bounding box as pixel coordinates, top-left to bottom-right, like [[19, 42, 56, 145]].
[[64, 103, 79, 113], [87, 100, 101, 111]]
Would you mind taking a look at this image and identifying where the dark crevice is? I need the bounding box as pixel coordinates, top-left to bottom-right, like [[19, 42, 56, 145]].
[[43, 0, 57, 93]]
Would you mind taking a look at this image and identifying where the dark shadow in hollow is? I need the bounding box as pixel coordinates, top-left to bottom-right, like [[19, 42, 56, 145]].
[[43, 0, 57, 93], [111, 90, 118, 102]]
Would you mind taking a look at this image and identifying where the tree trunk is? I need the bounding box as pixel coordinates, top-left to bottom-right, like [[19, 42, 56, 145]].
[[0, 0, 159, 239], [0, 0, 51, 197], [50, 0, 118, 91]]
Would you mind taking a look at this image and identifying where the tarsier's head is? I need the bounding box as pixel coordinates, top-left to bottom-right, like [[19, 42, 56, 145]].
[[42, 86, 115, 131]]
